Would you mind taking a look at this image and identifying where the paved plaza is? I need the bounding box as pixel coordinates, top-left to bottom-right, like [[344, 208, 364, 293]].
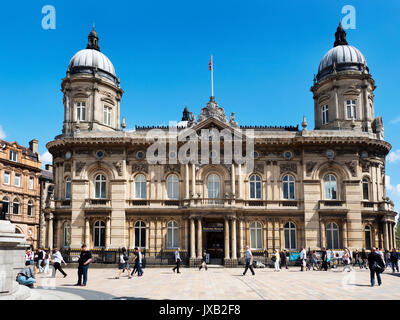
[[32, 266, 400, 300]]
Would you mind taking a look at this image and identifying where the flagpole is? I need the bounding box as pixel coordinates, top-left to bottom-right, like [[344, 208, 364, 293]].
[[211, 54, 214, 97]]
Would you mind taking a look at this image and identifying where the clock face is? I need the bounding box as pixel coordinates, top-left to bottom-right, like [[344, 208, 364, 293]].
[[65, 152, 71, 160], [326, 150, 335, 159]]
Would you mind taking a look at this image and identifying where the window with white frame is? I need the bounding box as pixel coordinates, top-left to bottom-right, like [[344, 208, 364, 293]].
[[284, 222, 296, 250], [346, 100, 357, 119], [134, 220, 146, 248], [166, 221, 179, 249], [14, 174, 20, 187], [283, 175, 295, 200], [166, 174, 179, 199], [4, 172, 10, 185], [324, 174, 337, 200], [65, 177, 71, 199], [29, 177, 34, 190], [9, 150, 18, 162], [94, 174, 106, 199], [135, 174, 147, 199], [76, 102, 86, 121], [326, 222, 339, 249], [250, 222, 263, 249], [93, 220, 105, 247], [103, 106, 112, 126], [250, 174, 262, 199], [207, 174, 220, 202], [27, 200, 33, 216], [321, 105, 329, 125]]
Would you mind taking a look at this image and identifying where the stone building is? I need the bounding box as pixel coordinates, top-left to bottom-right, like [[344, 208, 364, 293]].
[[45, 24, 396, 265], [0, 139, 41, 247]]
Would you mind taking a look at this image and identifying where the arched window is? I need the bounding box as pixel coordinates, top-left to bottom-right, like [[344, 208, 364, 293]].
[[250, 222, 263, 249], [27, 200, 33, 217], [64, 222, 71, 248], [65, 177, 71, 199], [2, 197, 9, 214], [167, 174, 179, 199], [362, 178, 369, 201], [135, 221, 146, 248], [324, 174, 337, 200], [283, 175, 295, 200], [250, 174, 262, 199], [135, 174, 147, 199], [208, 174, 220, 203], [12, 198, 20, 214], [95, 174, 106, 199], [93, 220, 105, 247], [364, 225, 372, 249], [284, 222, 296, 250], [167, 221, 179, 249], [326, 222, 339, 249]]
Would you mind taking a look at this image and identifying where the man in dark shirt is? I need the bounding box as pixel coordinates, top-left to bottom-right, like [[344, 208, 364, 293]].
[[76, 244, 92, 286], [390, 248, 399, 273], [368, 247, 385, 287], [321, 248, 328, 271]]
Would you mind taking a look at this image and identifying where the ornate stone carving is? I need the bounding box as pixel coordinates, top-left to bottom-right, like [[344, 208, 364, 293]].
[[360, 160, 370, 173], [75, 161, 85, 175], [105, 149, 124, 155], [132, 163, 148, 173], [64, 163, 71, 173], [165, 164, 181, 174], [380, 166, 385, 177], [280, 163, 297, 174], [255, 163, 264, 174], [113, 161, 123, 176], [224, 164, 232, 174], [75, 150, 90, 155], [306, 161, 317, 176], [345, 161, 357, 177]]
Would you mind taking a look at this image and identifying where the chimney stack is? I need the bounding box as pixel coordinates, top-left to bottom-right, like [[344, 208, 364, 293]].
[[29, 139, 38, 154]]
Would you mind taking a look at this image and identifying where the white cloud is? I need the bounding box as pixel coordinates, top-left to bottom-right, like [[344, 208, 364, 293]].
[[390, 116, 400, 124], [41, 151, 53, 167], [386, 175, 400, 197], [0, 125, 6, 140], [388, 150, 400, 163]]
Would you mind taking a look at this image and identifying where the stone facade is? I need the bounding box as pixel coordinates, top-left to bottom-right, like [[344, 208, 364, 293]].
[[45, 26, 396, 266], [0, 139, 41, 248]]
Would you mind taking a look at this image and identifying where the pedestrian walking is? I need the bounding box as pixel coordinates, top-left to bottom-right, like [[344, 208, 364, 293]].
[[135, 248, 144, 276], [309, 250, 318, 271], [368, 247, 385, 287], [76, 244, 92, 286], [51, 248, 67, 278], [273, 250, 280, 271], [172, 247, 181, 274], [243, 246, 255, 276], [280, 250, 288, 269], [25, 248, 34, 266], [199, 251, 208, 271], [43, 251, 50, 274], [37, 248, 45, 273], [342, 248, 352, 272], [300, 247, 307, 271], [353, 249, 362, 269], [384, 250, 391, 269], [361, 248, 368, 269], [321, 247, 328, 271], [390, 248, 399, 273], [116, 247, 131, 279]]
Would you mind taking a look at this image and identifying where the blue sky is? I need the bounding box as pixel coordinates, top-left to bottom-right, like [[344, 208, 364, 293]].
[[0, 0, 399, 212]]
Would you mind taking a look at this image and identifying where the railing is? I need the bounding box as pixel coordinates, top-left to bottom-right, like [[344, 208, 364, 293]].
[[164, 200, 181, 206], [85, 199, 111, 208], [319, 200, 346, 210], [55, 199, 71, 208], [128, 200, 149, 206]]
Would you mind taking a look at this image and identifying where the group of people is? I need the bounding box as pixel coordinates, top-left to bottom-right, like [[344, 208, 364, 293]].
[[116, 247, 144, 279], [16, 244, 92, 288]]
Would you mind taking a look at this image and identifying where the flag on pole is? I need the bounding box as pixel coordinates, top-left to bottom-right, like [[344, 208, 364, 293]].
[[208, 56, 212, 71]]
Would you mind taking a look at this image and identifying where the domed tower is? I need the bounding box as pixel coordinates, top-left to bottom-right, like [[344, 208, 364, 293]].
[[311, 23, 377, 133], [61, 28, 123, 135]]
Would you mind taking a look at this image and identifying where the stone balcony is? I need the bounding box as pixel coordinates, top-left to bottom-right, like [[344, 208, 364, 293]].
[[318, 200, 347, 212], [84, 199, 111, 211]]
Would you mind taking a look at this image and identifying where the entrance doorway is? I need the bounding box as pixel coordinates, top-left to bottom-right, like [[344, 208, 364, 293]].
[[203, 221, 224, 264]]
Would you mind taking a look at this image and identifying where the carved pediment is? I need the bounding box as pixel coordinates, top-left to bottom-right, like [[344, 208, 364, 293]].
[[280, 163, 297, 175], [345, 160, 358, 177], [75, 161, 85, 175], [306, 161, 317, 176], [132, 163, 148, 173]]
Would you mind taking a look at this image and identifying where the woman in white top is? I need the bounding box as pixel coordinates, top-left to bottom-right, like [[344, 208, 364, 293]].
[[273, 250, 280, 271], [342, 249, 352, 272], [43, 251, 50, 274]]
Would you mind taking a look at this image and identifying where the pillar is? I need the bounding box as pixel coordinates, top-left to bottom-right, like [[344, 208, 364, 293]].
[[47, 215, 53, 250], [190, 218, 196, 259], [320, 219, 326, 249], [184, 219, 189, 251], [145, 223, 150, 250], [231, 218, 237, 260], [197, 218, 202, 258], [342, 219, 348, 249], [393, 223, 397, 250], [239, 219, 244, 256], [224, 218, 230, 260], [383, 220, 389, 250], [191, 164, 196, 196], [231, 164, 235, 197], [105, 218, 111, 249], [237, 164, 242, 199], [85, 218, 90, 248], [185, 164, 189, 199]]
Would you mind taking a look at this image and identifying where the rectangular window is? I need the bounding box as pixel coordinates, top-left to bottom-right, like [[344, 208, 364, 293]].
[[76, 102, 86, 121], [103, 106, 112, 126], [29, 177, 34, 190], [346, 100, 357, 119], [15, 174, 20, 187], [4, 172, 10, 185], [321, 105, 329, 125], [9, 150, 18, 162]]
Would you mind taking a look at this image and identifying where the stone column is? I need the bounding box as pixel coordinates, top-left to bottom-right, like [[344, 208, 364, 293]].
[[85, 218, 90, 248], [47, 214, 53, 250], [191, 164, 196, 196], [185, 164, 189, 199], [239, 219, 244, 256], [231, 164, 235, 198], [224, 218, 230, 260], [392, 223, 396, 250], [237, 164, 242, 199], [190, 218, 196, 259], [342, 219, 348, 249], [184, 218, 189, 251], [197, 218, 202, 258], [320, 219, 326, 249], [105, 218, 111, 249], [145, 223, 150, 250], [231, 218, 237, 260], [383, 220, 389, 250]]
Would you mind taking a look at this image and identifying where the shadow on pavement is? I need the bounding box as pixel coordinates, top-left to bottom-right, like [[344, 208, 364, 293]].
[[113, 296, 151, 300], [37, 286, 117, 300]]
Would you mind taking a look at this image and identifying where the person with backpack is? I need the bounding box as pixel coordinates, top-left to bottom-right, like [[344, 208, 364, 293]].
[[116, 247, 131, 279], [368, 247, 385, 287]]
